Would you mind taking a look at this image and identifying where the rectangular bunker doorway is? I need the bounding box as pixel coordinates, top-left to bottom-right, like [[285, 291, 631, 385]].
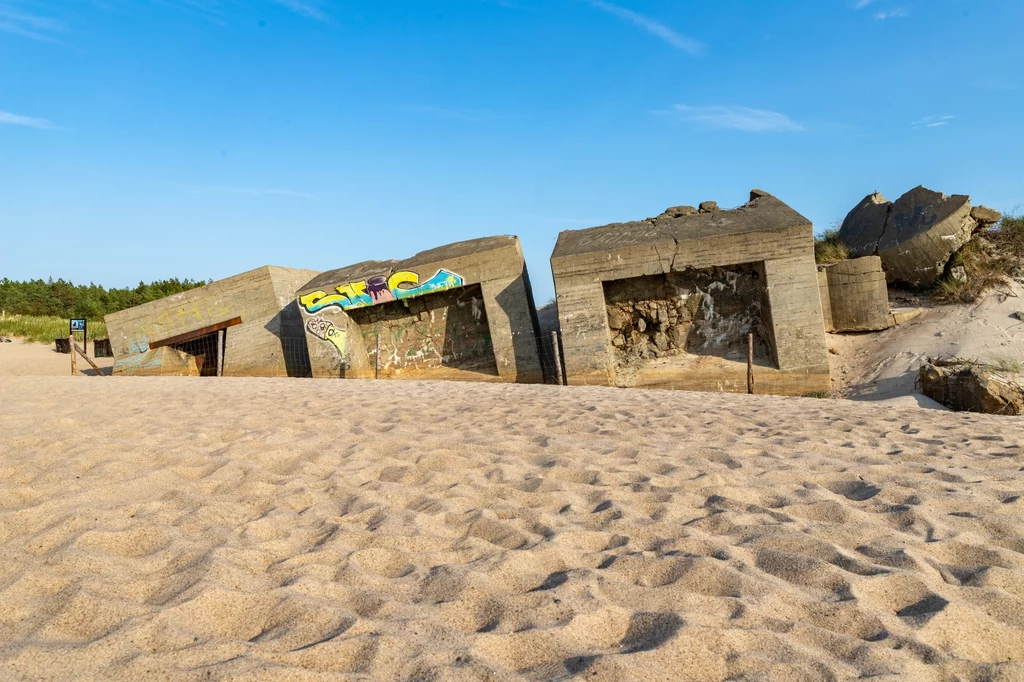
[[603, 264, 776, 389], [347, 284, 499, 381], [171, 331, 223, 377]]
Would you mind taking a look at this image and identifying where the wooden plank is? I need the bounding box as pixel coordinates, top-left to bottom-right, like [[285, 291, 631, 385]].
[[149, 317, 242, 350], [73, 340, 106, 376]]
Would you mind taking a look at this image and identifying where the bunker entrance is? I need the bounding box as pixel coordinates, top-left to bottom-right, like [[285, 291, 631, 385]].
[[347, 284, 498, 380], [603, 265, 775, 387], [149, 317, 239, 377], [172, 332, 222, 376]]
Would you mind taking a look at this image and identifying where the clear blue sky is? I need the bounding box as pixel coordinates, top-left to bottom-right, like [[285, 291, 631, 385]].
[[2, 0, 1022, 304]]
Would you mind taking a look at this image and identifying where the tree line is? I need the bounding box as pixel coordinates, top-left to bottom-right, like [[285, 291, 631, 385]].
[[0, 277, 209, 319]]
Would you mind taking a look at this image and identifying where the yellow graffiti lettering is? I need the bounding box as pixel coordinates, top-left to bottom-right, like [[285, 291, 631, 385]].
[[387, 271, 419, 291], [300, 290, 344, 311], [335, 280, 368, 300], [324, 325, 346, 355]]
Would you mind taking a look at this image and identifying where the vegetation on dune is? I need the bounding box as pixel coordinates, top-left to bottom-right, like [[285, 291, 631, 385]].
[[813, 229, 849, 265], [0, 277, 208, 319], [935, 216, 1024, 304], [0, 315, 108, 343]]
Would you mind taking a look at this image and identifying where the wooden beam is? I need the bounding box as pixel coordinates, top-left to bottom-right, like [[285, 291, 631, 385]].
[[149, 317, 242, 350], [73, 340, 106, 376]]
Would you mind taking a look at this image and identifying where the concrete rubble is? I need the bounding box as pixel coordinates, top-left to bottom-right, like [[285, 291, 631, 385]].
[[920, 361, 1023, 415], [838, 186, 1002, 288]]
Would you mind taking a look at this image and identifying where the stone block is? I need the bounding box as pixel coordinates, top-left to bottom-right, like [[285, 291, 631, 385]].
[[971, 205, 1002, 226]]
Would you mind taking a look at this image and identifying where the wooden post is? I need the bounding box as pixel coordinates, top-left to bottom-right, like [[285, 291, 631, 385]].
[[73, 340, 105, 375], [216, 329, 225, 377], [70, 336, 77, 376], [747, 333, 754, 395], [551, 331, 564, 386], [375, 331, 381, 380]]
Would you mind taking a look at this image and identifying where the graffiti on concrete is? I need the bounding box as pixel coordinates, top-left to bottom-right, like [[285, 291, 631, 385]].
[[299, 269, 465, 314], [306, 316, 347, 356]]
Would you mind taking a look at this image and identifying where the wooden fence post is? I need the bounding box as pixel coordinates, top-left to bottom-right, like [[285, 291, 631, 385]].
[[70, 336, 77, 376], [551, 331, 564, 386], [747, 333, 754, 395]]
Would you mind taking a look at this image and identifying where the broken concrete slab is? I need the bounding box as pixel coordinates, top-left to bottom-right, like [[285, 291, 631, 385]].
[[698, 201, 719, 213], [920, 362, 1023, 415], [838, 187, 979, 288], [838, 192, 891, 259], [818, 256, 891, 332], [879, 186, 976, 287], [971, 205, 1002, 226], [889, 307, 924, 326]]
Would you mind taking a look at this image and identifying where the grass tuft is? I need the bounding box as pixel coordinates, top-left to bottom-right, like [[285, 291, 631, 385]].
[[0, 315, 108, 344], [935, 215, 1024, 303], [814, 229, 849, 265]]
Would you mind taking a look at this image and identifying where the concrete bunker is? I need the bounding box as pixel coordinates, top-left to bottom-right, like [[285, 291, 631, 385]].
[[104, 265, 319, 377], [298, 236, 543, 383], [550, 191, 831, 395]]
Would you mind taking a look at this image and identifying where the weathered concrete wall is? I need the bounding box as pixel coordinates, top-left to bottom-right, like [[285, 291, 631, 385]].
[[297, 236, 542, 383], [347, 285, 498, 380], [550, 192, 830, 396], [818, 256, 891, 332], [105, 265, 319, 377], [604, 266, 771, 387], [114, 346, 200, 377]]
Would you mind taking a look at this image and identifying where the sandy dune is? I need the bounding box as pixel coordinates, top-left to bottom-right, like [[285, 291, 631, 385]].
[[0, 377, 1022, 681]]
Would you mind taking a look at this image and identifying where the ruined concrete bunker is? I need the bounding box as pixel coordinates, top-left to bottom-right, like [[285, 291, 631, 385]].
[[297, 236, 543, 383], [549, 191, 831, 395], [104, 266, 319, 377]]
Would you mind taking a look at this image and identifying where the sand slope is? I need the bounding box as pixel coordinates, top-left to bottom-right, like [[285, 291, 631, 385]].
[[1, 377, 1023, 681]]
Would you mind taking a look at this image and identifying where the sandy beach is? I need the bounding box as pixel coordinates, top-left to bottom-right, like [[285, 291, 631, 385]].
[[0, 376, 1021, 680]]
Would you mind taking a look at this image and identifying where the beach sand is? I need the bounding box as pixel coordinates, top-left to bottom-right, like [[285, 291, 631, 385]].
[[0, 339, 113, 377], [1, 376, 1022, 680]]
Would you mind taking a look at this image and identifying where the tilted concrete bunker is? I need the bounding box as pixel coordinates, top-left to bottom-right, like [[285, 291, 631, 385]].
[[550, 191, 831, 395], [297, 236, 543, 383], [105, 265, 319, 377]]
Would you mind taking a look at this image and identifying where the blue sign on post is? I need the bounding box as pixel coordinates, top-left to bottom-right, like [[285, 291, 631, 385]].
[[70, 319, 86, 333]]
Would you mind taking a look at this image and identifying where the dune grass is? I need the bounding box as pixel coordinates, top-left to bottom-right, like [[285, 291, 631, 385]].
[[0, 315, 108, 344], [935, 216, 1024, 303], [814, 229, 849, 265]]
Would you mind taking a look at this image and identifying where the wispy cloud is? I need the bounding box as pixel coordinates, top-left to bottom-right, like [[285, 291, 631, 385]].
[[192, 186, 317, 199], [911, 115, 954, 129], [853, 0, 877, 8], [0, 110, 56, 130], [667, 104, 803, 133], [589, 1, 704, 56], [874, 8, 908, 20], [269, 0, 328, 22], [0, 5, 69, 43]]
